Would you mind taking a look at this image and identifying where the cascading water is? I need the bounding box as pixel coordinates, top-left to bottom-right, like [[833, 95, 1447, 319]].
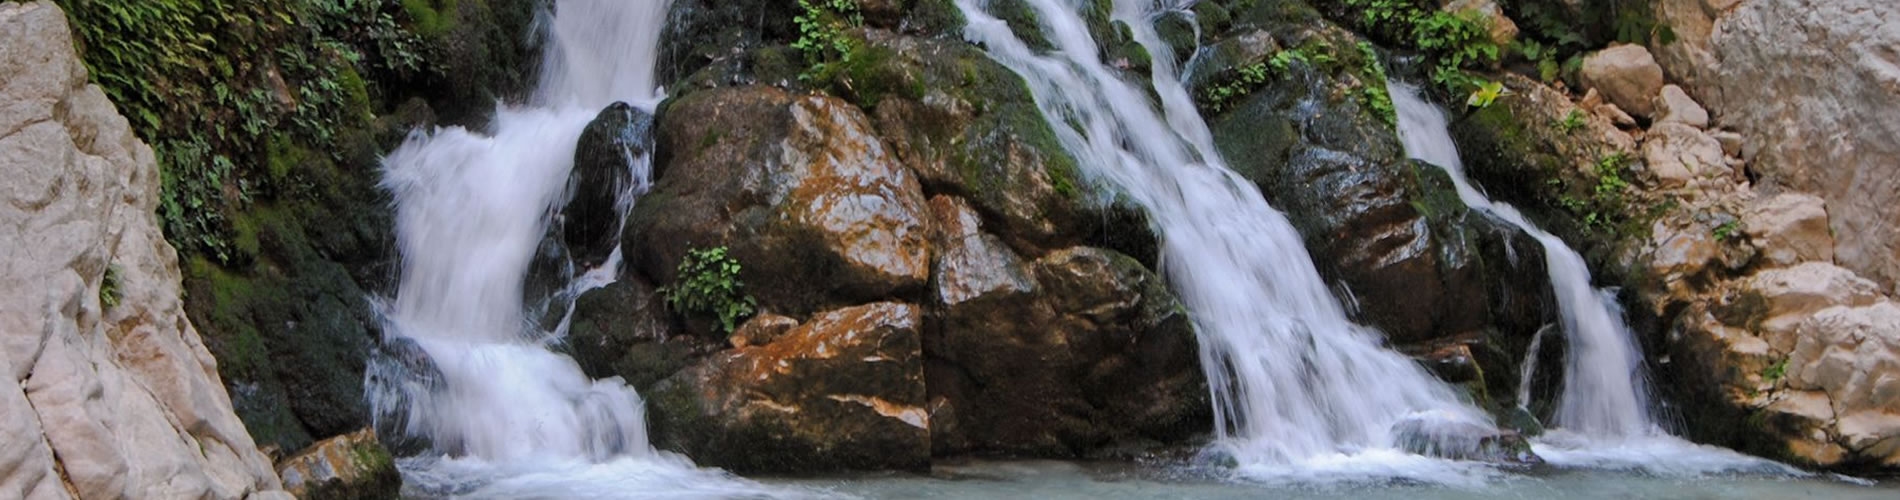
[[1389, 82, 1797, 475], [955, 0, 1497, 480], [364, 1, 793, 496]]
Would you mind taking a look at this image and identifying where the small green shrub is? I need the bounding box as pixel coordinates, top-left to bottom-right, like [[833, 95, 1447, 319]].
[[1713, 220, 1742, 242], [660, 247, 758, 334], [793, 0, 863, 82], [1356, 42, 1396, 126], [1761, 359, 1788, 383], [100, 265, 123, 309], [1554, 109, 1586, 134]]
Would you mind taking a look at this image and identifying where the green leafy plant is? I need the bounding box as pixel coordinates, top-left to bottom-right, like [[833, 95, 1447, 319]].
[[56, 0, 427, 262], [1198, 57, 1277, 113], [793, 0, 863, 82], [1356, 42, 1395, 126], [1713, 220, 1742, 242], [660, 246, 758, 334], [1761, 359, 1788, 383], [100, 265, 123, 309], [1554, 109, 1586, 133], [1465, 80, 1504, 108]]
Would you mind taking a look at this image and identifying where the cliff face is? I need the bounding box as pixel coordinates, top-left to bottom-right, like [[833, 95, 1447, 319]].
[[0, 2, 285, 498], [1653, 0, 1900, 292]]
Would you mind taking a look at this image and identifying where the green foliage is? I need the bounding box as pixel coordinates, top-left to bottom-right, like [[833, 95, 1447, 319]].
[[1761, 359, 1788, 383], [1515, 39, 1561, 82], [1713, 220, 1743, 242], [1465, 80, 1504, 108], [1198, 60, 1274, 113], [1337, 0, 1498, 95], [56, 0, 427, 262], [1554, 109, 1586, 134], [793, 0, 864, 82], [660, 247, 759, 334], [1356, 42, 1395, 126], [1577, 151, 1631, 229], [100, 265, 122, 309]]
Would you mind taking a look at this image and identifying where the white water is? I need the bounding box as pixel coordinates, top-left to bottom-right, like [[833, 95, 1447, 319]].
[[366, 1, 798, 496], [1388, 82, 1798, 475], [955, 0, 1497, 481]]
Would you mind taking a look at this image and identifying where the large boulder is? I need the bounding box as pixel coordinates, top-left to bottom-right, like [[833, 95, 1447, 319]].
[[1653, 84, 1710, 128], [630, 86, 931, 317], [562, 102, 654, 269], [0, 2, 285, 496], [924, 196, 1207, 455], [1652, 0, 1900, 291], [1579, 44, 1665, 119], [648, 302, 929, 473]]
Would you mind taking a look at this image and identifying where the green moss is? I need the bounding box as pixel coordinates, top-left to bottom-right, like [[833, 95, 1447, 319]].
[[401, 0, 457, 39], [989, 0, 1054, 52]]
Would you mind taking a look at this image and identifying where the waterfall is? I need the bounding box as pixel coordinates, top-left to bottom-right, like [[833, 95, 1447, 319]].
[[954, 0, 1495, 477], [1389, 82, 1798, 475], [363, 1, 793, 496], [1388, 81, 1656, 439]]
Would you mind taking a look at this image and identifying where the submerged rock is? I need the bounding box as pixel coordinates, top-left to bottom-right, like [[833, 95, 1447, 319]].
[[648, 302, 929, 473], [1392, 413, 1542, 465]]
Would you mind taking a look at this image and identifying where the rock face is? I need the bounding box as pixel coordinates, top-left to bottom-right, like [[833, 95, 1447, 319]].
[[1742, 193, 1834, 268], [1580, 45, 1666, 119], [630, 86, 930, 317], [563, 102, 654, 269], [648, 303, 929, 473], [275, 429, 399, 500], [1652, 0, 1900, 290], [0, 2, 285, 497]]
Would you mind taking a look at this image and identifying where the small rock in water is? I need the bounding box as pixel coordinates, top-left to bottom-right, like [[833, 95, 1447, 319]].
[[1392, 412, 1544, 465]]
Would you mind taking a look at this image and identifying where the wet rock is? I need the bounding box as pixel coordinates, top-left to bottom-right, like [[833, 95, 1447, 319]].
[[857, 33, 1138, 259], [1580, 44, 1664, 118], [729, 313, 798, 348], [633, 86, 930, 317], [1392, 412, 1542, 465], [926, 196, 1207, 456], [648, 302, 929, 473], [563, 102, 654, 269], [1653, 84, 1709, 128], [276, 429, 400, 500], [1201, 25, 1557, 354], [1742, 193, 1833, 268], [560, 277, 705, 394]]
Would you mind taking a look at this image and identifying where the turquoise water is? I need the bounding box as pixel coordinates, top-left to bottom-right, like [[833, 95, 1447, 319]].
[[773, 460, 1894, 499]]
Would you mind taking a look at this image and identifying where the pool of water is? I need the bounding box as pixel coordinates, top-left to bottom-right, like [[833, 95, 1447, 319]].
[[771, 460, 1892, 500]]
